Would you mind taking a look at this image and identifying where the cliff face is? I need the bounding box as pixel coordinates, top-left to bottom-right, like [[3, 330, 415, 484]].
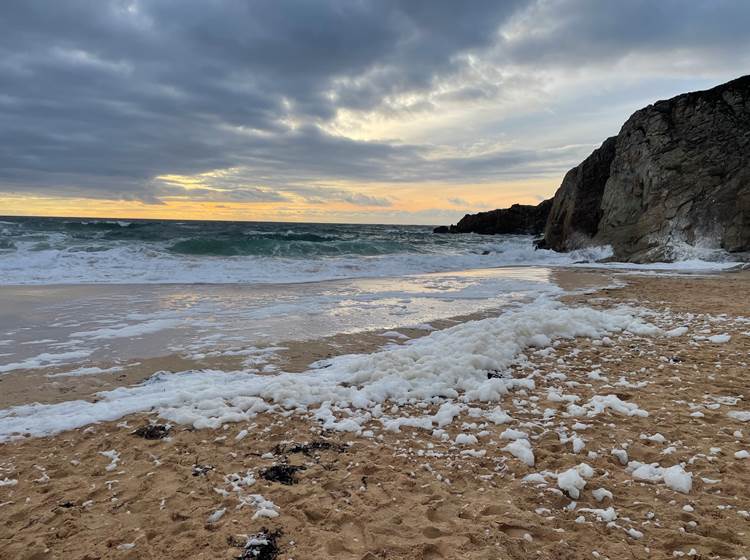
[[442, 75, 750, 263], [545, 76, 750, 261], [592, 76, 750, 261], [445, 200, 552, 235], [542, 136, 617, 251]]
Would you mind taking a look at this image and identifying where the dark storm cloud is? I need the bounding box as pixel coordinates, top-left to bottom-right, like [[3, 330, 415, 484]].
[[501, 0, 750, 66], [0, 0, 748, 204]]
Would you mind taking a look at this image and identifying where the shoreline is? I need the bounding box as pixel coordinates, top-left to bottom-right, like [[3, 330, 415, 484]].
[[0, 267, 612, 410], [1, 270, 749, 559], [0, 259, 743, 288]]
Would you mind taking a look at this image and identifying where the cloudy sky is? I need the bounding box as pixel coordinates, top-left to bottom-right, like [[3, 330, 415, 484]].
[[1, 0, 749, 224]]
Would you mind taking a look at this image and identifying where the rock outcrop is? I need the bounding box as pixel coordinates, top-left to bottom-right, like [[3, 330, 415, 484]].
[[444, 200, 552, 235], [440, 75, 750, 262], [541, 136, 617, 251], [592, 75, 750, 261]]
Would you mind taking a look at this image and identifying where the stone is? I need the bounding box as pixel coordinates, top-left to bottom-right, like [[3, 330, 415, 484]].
[[546, 75, 750, 262], [541, 136, 616, 251], [447, 199, 552, 235], [439, 75, 750, 263]]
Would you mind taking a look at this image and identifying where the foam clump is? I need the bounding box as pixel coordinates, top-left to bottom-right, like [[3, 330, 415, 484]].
[[0, 301, 657, 441], [627, 461, 692, 493], [502, 439, 535, 467], [557, 463, 595, 499]]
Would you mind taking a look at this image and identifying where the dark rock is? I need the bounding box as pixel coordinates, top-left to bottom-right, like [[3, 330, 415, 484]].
[[260, 464, 306, 485], [133, 424, 171, 440], [233, 528, 283, 560], [446, 199, 553, 235], [541, 75, 750, 262], [432, 225, 450, 234], [596, 75, 750, 261], [542, 136, 617, 251]]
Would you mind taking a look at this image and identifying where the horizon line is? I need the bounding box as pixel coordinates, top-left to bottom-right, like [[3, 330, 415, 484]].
[[0, 213, 452, 228]]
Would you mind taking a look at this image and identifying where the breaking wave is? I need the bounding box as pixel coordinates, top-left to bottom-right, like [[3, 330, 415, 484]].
[[0, 217, 737, 285]]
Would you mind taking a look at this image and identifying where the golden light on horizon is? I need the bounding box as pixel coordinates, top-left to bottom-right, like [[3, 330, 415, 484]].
[[0, 176, 558, 224]]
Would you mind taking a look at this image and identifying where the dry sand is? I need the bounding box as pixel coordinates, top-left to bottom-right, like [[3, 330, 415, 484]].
[[1, 271, 749, 559]]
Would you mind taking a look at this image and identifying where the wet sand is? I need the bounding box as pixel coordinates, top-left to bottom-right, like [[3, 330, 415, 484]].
[[0, 268, 612, 409], [1, 271, 749, 559]]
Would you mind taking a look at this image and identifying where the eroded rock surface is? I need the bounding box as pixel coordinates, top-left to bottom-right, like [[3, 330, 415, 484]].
[[447, 200, 552, 235], [594, 75, 750, 261], [442, 76, 750, 263]]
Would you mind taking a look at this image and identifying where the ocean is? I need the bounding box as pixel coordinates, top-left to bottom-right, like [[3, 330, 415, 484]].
[[0, 216, 613, 285], [0, 215, 738, 439]]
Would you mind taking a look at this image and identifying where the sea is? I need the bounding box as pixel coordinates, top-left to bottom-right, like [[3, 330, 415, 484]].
[[0, 216, 614, 284], [0, 215, 739, 439]]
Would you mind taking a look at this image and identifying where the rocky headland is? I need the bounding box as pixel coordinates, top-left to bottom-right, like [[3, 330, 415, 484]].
[[439, 75, 750, 263]]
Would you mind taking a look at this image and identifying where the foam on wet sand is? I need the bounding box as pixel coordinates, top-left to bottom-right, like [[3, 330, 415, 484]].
[[1, 271, 749, 558]]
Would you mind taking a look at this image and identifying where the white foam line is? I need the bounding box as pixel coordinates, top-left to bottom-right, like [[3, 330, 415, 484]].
[[46, 365, 125, 378], [0, 299, 659, 441], [0, 350, 93, 375], [1, 232, 738, 286], [69, 319, 182, 340]]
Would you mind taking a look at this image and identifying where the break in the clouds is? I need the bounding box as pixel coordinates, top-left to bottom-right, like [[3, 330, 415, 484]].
[[1, 0, 749, 211]]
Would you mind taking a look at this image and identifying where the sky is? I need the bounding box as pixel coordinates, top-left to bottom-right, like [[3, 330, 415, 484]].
[[1, 1, 749, 224]]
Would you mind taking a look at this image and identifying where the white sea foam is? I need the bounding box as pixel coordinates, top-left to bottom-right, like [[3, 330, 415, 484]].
[[0, 350, 93, 374], [0, 268, 570, 373], [0, 300, 658, 441], [0, 232, 736, 286], [70, 319, 182, 340], [0, 235, 606, 284], [627, 461, 693, 493], [46, 365, 125, 378]]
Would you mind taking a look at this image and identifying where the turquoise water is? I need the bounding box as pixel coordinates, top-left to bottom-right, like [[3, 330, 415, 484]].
[[1, 217, 471, 257], [0, 216, 610, 284]]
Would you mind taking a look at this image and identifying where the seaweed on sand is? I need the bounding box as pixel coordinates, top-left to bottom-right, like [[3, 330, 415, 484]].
[[260, 464, 306, 485], [231, 528, 283, 560], [271, 440, 346, 456], [133, 424, 171, 440]]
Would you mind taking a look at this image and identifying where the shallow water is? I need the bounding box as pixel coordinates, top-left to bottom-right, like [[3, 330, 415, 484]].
[[0, 267, 571, 375]]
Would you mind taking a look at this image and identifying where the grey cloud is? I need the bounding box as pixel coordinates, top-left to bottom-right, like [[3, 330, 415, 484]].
[[153, 184, 291, 204], [337, 192, 392, 208], [501, 0, 750, 67], [0, 0, 529, 199], [262, 185, 393, 208], [0, 0, 748, 204]]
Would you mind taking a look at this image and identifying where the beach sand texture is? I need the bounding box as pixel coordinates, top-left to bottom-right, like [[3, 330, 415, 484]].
[[0, 272, 749, 559]]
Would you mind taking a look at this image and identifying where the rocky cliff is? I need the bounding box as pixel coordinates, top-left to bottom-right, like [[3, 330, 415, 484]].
[[592, 75, 750, 261], [541, 136, 616, 251], [439, 200, 552, 235], [441, 75, 750, 262]]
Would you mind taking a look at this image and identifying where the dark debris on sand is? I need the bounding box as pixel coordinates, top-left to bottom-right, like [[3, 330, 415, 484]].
[[271, 440, 346, 456], [192, 463, 214, 477], [132, 424, 171, 440], [260, 464, 306, 485], [231, 528, 283, 560]]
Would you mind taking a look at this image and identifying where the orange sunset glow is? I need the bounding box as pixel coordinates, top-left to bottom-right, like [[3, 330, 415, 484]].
[[1, 179, 557, 224]]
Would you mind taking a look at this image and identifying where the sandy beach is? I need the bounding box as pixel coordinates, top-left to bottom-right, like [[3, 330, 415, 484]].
[[1, 270, 749, 559], [3, 4, 750, 559]]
